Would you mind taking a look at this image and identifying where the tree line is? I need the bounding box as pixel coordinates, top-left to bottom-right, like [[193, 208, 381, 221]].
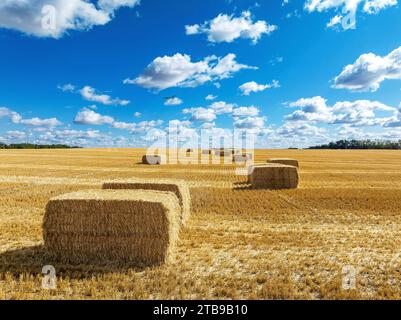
[[309, 140, 401, 150], [0, 143, 80, 149]]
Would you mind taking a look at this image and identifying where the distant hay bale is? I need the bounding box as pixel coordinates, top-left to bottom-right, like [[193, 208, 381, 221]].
[[233, 154, 252, 163], [267, 158, 299, 169], [215, 150, 231, 157], [142, 155, 163, 165], [103, 179, 191, 226], [202, 149, 211, 155], [186, 148, 193, 153], [43, 189, 180, 266], [249, 164, 299, 189]]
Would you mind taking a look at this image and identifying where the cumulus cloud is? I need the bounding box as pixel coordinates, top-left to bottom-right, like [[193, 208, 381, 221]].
[[304, 0, 397, 29], [185, 11, 277, 44], [285, 96, 397, 127], [0, 0, 140, 38], [239, 80, 280, 95], [164, 97, 183, 106], [79, 86, 130, 106], [74, 108, 114, 125], [209, 101, 234, 115], [333, 46, 401, 92], [233, 106, 260, 117], [234, 116, 266, 129], [111, 119, 163, 133], [183, 107, 216, 122], [124, 53, 256, 91], [0, 106, 61, 127]]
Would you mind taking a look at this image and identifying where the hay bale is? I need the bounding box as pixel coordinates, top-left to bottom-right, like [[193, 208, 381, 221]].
[[103, 179, 191, 226], [202, 149, 211, 155], [186, 148, 193, 153], [43, 189, 180, 266], [215, 150, 231, 157], [142, 155, 163, 165], [233, 154, 252, 163], [267, 158, 299, 169], [249, 164, 299, 189]]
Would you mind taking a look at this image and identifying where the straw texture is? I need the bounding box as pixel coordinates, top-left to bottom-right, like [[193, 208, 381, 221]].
[[43, 189, 180, 266], [249, 164, 299, 189], [103, 179, 191, 227]]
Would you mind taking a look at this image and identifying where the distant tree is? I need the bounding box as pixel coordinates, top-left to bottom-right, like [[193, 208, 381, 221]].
[[0, 143, 80, 149], [310, 140, 401, 150]]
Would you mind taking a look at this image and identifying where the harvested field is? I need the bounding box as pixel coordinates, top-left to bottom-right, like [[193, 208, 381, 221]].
[[0, 148, 401, 299]]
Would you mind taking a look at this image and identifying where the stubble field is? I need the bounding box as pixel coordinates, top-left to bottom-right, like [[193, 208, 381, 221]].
[[0, 148, 400, 300]]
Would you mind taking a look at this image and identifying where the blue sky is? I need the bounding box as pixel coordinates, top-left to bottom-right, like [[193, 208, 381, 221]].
[[0, 0, 400, 148]]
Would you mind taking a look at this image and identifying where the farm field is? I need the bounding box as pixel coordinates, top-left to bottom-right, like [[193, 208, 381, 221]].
[[0, 148, 400, 300]]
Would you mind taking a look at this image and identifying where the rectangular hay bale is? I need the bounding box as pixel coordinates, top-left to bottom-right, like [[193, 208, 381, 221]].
[[43, 189, 180, 266], [103, 179, 191, 227], [249, 164, 299, 189]]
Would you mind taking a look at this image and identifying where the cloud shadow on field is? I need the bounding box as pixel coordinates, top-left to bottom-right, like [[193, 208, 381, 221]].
[[0, 246, 150, 279]]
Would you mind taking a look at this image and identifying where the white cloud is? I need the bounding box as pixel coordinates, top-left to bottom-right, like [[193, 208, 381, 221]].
[[0, 0, 140, 38], [111, 119, 163, 133], [20, 117, 62, 127], [285, 96, 397, 127], [183, 107, 216, 122], [6, 130, 26, 140], [0, 107, 22, 124], [0, 106, 61, 127], [164, 97, 183, 106], [185, 11, 277, 44], [304, 0, 397, 29], [57, 83, 76, 92], [134, 112, 141, 118], [233, 106, 260, 117], [74, 108, 114, 125], [205, 94, 217, 101], [277, 122, 328, 138], [234, 116, 266, 129], [333, 46, 401, 92], [79, 86, 130, 106], [327, 15, 343, 28], [209, 101, 234, 115], [239, 80, 280, 95], [125, 53, 256, 91]]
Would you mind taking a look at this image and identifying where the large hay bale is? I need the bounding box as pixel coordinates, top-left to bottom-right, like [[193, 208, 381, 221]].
[[142, 155, 163, 165], [43, 189, 180, 266], [103, 179, 191, 226], [267, 158, 299, 169], [202, 149, 211, 155], [249, 164, 299, 189]]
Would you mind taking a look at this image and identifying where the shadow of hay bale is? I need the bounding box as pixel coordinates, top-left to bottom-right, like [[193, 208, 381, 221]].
[[0, 245, 150, 279]]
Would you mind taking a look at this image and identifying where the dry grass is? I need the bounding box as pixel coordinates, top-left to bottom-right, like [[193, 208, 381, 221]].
[[44, 189, 181, 266], [267, 158, 300, 168], [0, 148, 400, 299]]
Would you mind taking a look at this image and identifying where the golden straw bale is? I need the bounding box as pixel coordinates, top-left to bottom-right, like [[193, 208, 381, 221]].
[[248, 164, 299, 189], [43, 189, 180, 266], [142, 155, 163, 165], [202, 149, 211, 155], [267, 158, 299, 169], [103, 179, 191, 226]]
